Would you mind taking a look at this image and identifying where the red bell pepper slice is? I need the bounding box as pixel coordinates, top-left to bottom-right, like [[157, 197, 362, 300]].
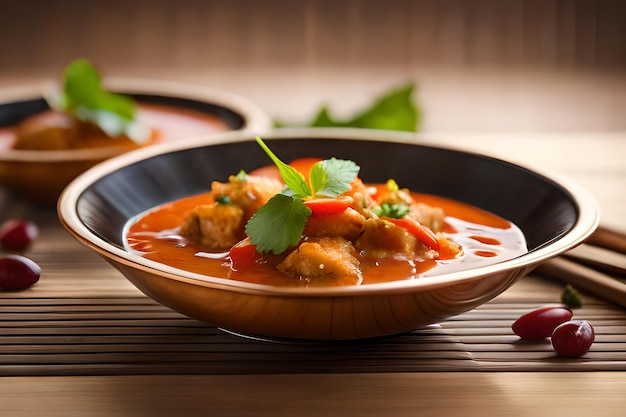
[[227, 238, 260, 270], [289, 157, 323, 178], [383, 216, 440, 251], [304, 195, 354, 216]]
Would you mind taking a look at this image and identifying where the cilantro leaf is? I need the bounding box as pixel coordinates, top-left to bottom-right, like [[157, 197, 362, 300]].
[[245, 194, 312, 254], [275, 83, 420, 132], [310, 158, 359, 197], [255, 137, 311, 197], [49, 58, 149, 143]]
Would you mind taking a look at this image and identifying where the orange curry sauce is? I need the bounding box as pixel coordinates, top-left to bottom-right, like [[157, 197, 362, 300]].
[[125, 187, 527, 287]]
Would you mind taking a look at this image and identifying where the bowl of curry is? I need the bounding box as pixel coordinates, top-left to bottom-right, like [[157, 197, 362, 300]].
[[58, 128, 600, 341], [0, 77, 271, 204]]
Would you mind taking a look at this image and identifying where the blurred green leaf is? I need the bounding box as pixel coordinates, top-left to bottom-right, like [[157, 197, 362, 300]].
[[561, 284, 583, 309], [276, 83, 420, 132], [49, 58, 149, 142], [61, 58, 135, 121]]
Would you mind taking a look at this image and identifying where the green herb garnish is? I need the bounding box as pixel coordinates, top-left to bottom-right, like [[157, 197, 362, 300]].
[[561, 284, 583, 309], [235, 170, 248, 181], [245, 137, 360, 254], [371, 179, 410, 218], [255, 138, 311, 197], [216, 195, 232, 205], [246, 194, 311, 254], [310, 158, 360, 197], [373, 203, 410, 219], [48, 58, 149, 142], [275, 83, 420, 132]]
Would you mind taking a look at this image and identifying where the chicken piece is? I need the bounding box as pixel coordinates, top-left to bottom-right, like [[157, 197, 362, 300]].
[[344, 177, 377, 217], [14, 111, 79, 150], [303, 207, 366, 241], [210, 174, 283, 221], [409, 202, 445, 233], [378, 186, 414, 207], [13, 110, 141, 150], [374, 184, 444, 232], [180, 174, 282, 251], [277, 237, 363, 286], [355, 218, 437, 260], [180, 203, 244, 251]]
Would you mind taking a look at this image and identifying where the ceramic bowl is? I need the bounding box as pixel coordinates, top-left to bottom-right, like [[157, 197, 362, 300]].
[[0, 78, 271, 204], [58, 128, 600, 341]]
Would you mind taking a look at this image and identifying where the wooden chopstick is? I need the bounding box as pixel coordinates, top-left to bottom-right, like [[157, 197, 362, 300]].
[[534, 225, 626, 308], [585, 225, 626, 255], [563, 244, 626, 276], [536, 255, 626, 309]]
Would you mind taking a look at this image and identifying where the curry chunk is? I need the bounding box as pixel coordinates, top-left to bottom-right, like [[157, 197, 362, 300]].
[[180, 203, 244, 251], [375, 184, 445, 233], [410, 202, 445, 233], [277, 237, 363, 286], [180, 174, 282, 251], [344, 177, 377, 216], [355, 217, 437, 260], [210, 175, 283, 220], [14, 110, 142, 150], [303, 207, 366, 241]]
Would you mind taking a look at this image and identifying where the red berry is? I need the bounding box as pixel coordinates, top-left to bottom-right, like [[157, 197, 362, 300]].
[[0, 255, 41, 290], [512, 306, 573, 340], [0, 219, 39, 251], [551, 320, 595, 357]]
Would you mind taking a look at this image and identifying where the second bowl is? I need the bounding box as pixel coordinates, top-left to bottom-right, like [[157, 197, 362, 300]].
[[0, 78, 271, 203]]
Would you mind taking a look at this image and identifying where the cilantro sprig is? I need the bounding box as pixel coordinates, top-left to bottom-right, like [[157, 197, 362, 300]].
[[48, 58, 149, 143], [255, 139, 311, 197], [245, 137, 360, 254]]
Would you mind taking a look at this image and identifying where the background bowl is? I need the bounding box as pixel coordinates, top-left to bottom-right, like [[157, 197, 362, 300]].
[[0, 78, 272, 204], [58, 128, 600, 341]]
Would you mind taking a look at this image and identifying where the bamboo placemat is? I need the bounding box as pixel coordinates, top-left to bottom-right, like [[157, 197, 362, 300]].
[[1, 200, 625, 377], [2, 288, 625, 377]]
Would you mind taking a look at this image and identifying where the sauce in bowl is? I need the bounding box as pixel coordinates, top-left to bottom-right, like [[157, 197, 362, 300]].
[[125, 189, 527, 287], [0, 103, 231, 151]]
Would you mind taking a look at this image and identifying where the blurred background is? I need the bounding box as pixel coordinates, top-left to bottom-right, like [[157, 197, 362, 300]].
[[0, 0, 624, 132]]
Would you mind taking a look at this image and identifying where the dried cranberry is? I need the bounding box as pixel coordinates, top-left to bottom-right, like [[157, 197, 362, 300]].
[[512, 306, 573, 340], [551, 320, 595, 357], [0, 219, 39, 251], [0, 255, 41, 290]]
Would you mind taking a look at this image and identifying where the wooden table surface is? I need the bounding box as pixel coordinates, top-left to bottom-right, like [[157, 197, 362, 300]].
[[1, 132, 625, 417]]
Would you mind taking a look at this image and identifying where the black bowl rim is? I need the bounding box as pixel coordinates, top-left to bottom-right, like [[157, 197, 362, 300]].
[[57, 127, 601, 297]]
